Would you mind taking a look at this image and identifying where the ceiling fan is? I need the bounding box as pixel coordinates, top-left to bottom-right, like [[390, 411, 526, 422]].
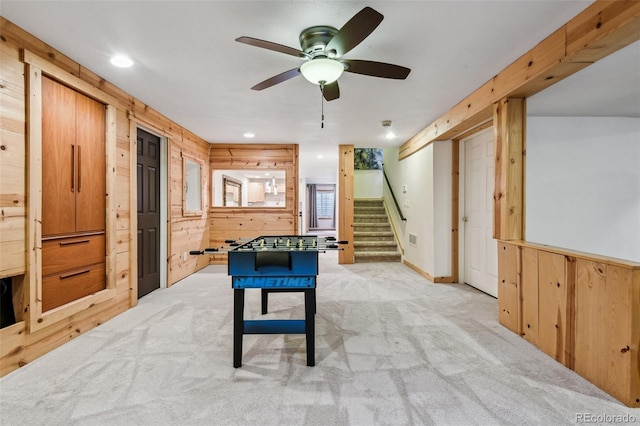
[[236, 7, 411, 101]]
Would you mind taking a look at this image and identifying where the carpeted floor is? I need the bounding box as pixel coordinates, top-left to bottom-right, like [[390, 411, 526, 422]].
[[1, 252, 638, 425]]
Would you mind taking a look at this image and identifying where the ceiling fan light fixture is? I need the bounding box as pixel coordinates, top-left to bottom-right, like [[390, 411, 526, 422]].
[[300, 58, 344, 85]]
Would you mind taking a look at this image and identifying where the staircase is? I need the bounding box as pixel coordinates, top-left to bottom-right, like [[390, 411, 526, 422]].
[[353, 199, 401, 262]]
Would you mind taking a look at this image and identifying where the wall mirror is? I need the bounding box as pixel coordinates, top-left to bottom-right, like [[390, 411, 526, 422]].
[[183, 155, 204, 215], [212, 169, 286, 208]]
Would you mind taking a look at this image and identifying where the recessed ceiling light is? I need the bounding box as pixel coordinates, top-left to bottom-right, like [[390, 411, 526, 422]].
[[243, 132, 255, 138], [317, 155, 324, 159], [110, 54, 133, 68], [384, 132, 396, 140]]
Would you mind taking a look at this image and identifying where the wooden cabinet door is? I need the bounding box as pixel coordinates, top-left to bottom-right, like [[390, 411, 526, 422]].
[[42, 76, 76, 236], [75, 92, 105, 233], [41, 76, 105, 235], [248, 182, 265, 202]]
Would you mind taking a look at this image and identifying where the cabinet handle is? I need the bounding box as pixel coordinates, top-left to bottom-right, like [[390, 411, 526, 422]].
[[59, 239, 90, 246], [71, 144, 75, 192], [59, 269, 91, 280], [77, 145, 82, 192]]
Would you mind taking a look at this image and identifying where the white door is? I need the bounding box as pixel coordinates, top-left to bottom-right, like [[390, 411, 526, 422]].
[[463, 128, 498, 297]]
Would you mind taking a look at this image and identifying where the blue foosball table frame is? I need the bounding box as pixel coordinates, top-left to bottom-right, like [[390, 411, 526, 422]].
[[227, 236, 320, 367]]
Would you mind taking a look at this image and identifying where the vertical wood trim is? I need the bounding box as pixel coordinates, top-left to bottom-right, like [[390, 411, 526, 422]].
[[26, 63, 43, 332], [493, 98, 525, 241], [564, 255, 576, 370], [338, 145, 354, 264], [166, 138, 174, 282], [292, 144, 299, 234], [129, 118, 138, 306], [451, 139, 460, 283], [105, 105, 117, 291]]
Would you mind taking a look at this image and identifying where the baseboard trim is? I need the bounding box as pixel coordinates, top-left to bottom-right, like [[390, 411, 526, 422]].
[[403, 259, 456, 284]]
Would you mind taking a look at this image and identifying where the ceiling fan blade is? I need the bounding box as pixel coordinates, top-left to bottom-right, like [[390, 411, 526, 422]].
[[236, 36, 306, 58], [251, 68, 301, 91], [326, 7, 383, 57], [322, 81, 340, 101], [342, 59, 411, 79]]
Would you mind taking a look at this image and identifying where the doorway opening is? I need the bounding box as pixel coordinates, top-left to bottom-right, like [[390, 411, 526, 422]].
[[307, 184, 336, 235]]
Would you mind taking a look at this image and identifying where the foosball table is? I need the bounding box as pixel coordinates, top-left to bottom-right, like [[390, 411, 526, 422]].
[[192, 235, 346, 367]]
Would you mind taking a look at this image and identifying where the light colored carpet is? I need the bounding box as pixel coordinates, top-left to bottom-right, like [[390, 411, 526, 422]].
[[1, 252, 638, 425]]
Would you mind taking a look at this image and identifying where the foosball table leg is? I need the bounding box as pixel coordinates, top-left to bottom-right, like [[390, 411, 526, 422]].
[[305, 288, 316, 366], [233, 289, 245, 368], [261, 289, 268, 315]]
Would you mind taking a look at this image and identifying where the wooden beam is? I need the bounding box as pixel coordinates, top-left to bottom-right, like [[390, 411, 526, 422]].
[[493, 98, 525, 241], [338, 145, 354, 264], [399, 0, 640, 160]]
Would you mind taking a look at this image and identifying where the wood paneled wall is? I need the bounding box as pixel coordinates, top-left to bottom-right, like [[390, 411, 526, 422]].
[[498, 240, 640, 407], [208, 144, 298, 264], [0, 17, 210, 375]]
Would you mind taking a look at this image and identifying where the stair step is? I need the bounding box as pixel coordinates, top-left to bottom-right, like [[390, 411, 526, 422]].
[[353, 232, 395, 243], [354, 241, 398, 252], [354, 251, 402, 263], [354, 225, 392, 233], [354, 199, 384, 205], [354, 215, 389, 223], [354, 206, 385, 212]]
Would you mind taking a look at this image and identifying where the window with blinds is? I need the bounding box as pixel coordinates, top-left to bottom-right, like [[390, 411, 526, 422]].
[[316, 190, 335, 218]]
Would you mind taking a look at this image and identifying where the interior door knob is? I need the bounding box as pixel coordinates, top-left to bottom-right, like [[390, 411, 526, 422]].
[[462, 216, 468, 222]]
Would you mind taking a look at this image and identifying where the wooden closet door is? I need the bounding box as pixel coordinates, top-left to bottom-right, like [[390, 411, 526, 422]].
[[42, 76, 76, 236], [75, 92, 106, 233]]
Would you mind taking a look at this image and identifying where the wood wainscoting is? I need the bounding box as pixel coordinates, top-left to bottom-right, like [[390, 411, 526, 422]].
[[498, 240, 640, 408]]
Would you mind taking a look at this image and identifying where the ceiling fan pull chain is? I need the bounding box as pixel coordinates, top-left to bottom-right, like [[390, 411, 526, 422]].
[[320, 81, 325, 128]]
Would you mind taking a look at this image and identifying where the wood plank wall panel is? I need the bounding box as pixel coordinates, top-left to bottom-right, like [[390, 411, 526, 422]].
[[498, 240, 640, 407], [164, 129, 210, 285], [497, 242, 519, 333], [0, 17, 211, 376], [0, 41, 26, 277], [521, 247, 539, 345], [632, 269, 640, 407], [574, 260, 637, 406], [208, 144, 298, 264], [537, 251, 570, 365], [338, 145, 354, 265]]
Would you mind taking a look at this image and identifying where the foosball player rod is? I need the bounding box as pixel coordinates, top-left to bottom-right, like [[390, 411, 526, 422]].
[[189, 248, 219, 255]]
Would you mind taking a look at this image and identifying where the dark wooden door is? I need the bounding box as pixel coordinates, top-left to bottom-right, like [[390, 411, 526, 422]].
[[42, 76, 77, 236], [137, 129, 161, 298], [75, 92, 105, 233]]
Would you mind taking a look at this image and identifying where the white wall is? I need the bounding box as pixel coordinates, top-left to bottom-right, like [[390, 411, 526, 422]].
[[433, 141, 452, 276], [526, 116, 640, 262], [354, 169, 383, 198], [383, 142, 453, 278]]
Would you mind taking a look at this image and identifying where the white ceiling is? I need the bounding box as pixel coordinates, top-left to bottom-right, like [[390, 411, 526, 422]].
[[5, 0, 635, 180]]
